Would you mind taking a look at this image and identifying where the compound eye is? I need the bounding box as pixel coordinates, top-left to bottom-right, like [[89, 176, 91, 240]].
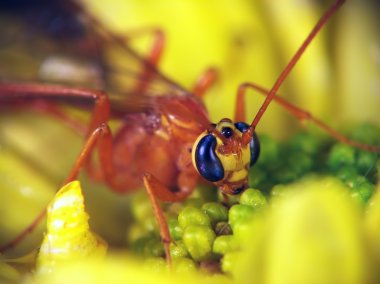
[[221, 126, 233, 138], [234, 122, 260, 166], [193, 134, 224, 182]]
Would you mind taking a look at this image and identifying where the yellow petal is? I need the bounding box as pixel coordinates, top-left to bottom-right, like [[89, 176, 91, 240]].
[[0, 261, 20, 283], [236, 176, 369, 284], [33, 254, 232, 284], [364, 183, 380, 281], [36, 181, 107, 275]]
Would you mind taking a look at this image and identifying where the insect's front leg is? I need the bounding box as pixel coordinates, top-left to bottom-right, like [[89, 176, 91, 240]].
[[143, 172, 195, 268], [142, 149, 200, 265], [142, 173, 173, 267], [0, 83, 116, 252], [0, 83, 110, 133]]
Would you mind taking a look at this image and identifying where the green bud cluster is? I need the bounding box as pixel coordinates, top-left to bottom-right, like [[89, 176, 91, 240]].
[[130, 124, 379, 273]]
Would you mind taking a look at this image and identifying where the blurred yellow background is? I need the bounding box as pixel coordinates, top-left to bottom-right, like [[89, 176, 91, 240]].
[[82, 0, 380, 137]]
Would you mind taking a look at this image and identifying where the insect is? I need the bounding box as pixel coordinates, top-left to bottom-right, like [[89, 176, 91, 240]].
[[0, 0, 379, 264]]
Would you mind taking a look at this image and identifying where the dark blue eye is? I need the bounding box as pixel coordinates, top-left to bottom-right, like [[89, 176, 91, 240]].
[[221, 127, 233, 138], [234, 122, 260, 166], [194, 134, 224, 182], [234, 122, 249, 132]]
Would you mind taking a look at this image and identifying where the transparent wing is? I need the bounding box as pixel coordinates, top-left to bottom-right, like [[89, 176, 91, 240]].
[[0, 0, 211, 130]]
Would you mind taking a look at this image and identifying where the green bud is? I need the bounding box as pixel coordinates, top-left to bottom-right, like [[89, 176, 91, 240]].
[[143, 238, 165, 257], [351, 182, 375, 205], [356, 150, 378, 175], [289, 152, 314, 175], [239, 188, 267, 210], [170, 241, 188, 258], [202, 202, 228, 225], [345, 175, 368, 189], [336, 166, 358, 182], [131, 236, 150, 255], [213, 235, 237, 255], [290, 132, 321, 155], [178, 207, 211, 229], [168, 218, 183, 241], [327, 144, 356, 171], [182, 225, 216, 261], [172, 257, 197, 274], [228, 204, 254, 229]]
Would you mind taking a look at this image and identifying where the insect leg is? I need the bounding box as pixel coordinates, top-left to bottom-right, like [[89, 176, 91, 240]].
[[0, 83, 114, 252], [124, 28, 166, 67], [143, 173, 190, 203], [64, 123, 113, 184], [143, 172, 197, 265], [0, 123, 113, 252], [192, 68, 219, 98], [235, 82, 380, 152], [0, 83, 110, 134], [143, 173, 173, 267]]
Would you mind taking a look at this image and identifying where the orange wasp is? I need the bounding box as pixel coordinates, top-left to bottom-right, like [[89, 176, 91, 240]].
[[0, 0, 379, 263]]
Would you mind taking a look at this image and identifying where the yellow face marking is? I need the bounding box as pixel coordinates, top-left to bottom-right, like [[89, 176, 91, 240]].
[[214, 136, 249, 171], [215, 120, 235, 133], [214, 135, 250, 183], [228, 168, 249, 183]]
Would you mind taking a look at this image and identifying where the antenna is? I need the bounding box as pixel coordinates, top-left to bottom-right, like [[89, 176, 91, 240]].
[[242, 0, 346, 146]]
